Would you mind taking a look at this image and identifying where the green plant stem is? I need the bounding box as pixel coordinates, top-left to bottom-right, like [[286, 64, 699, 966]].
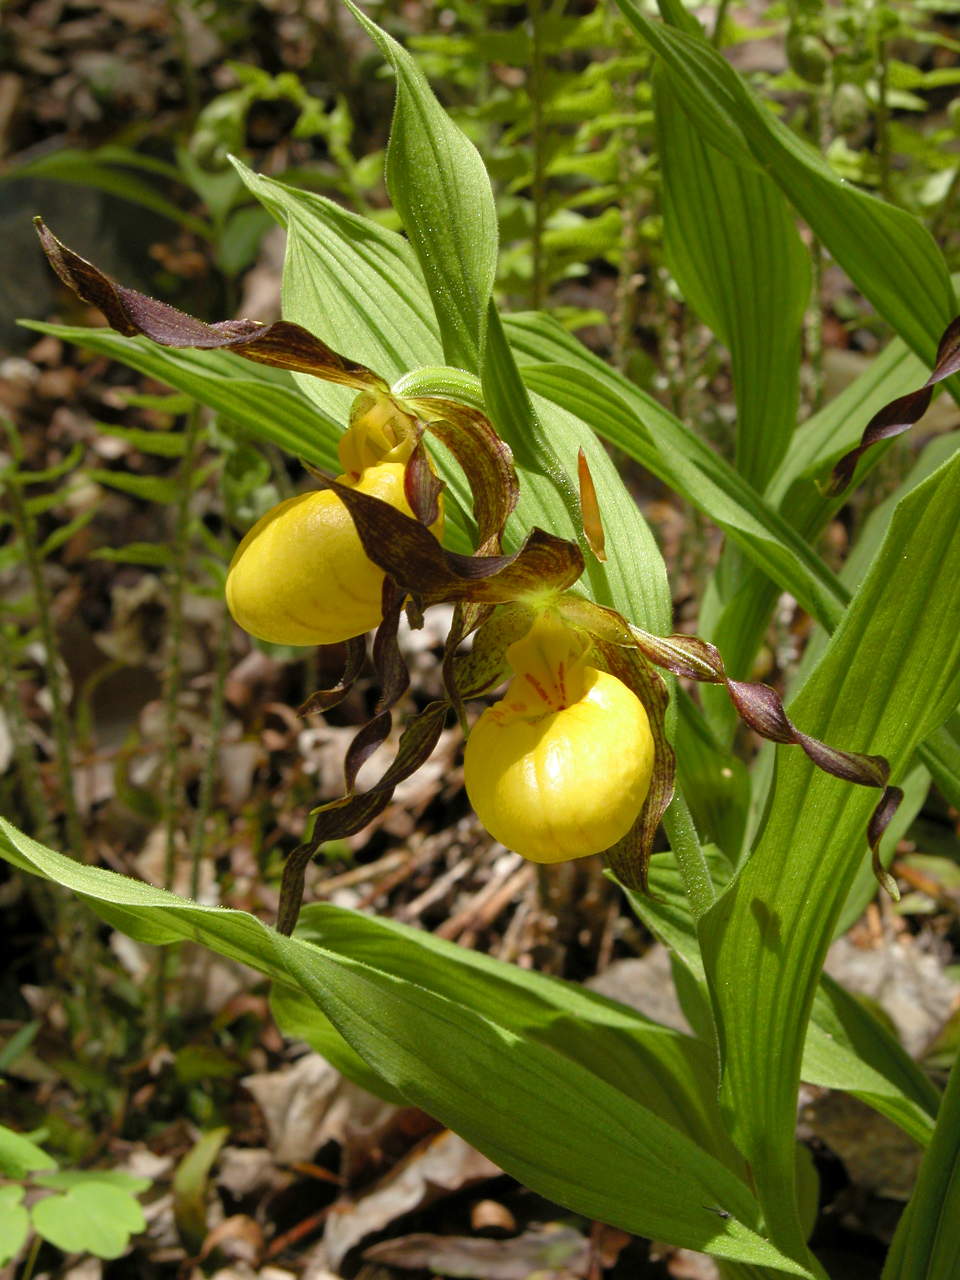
[[162, 402, 203, 892], [189, 603, 231, 899], [3, 458, 84, 859], [662, 790, 714, 920], [18, 1232, 41, 1280], [876, 37, 892, 203], [529, 0, 547, 311], [711, 0, 731, 46], [0, 629, 53, 846], [804, 94, 826, 416]]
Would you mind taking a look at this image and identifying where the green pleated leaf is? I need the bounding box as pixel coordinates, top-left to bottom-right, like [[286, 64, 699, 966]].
[[624, 853, 939, 1151], [233, 163, 443, 391], [882, 1051, 960, 1279], [0, 817, 813, 1276], [21, 322, 341, 473], [655, 71, 808, 489], [344, 2, 498, 372], [517, 353, 845, 632], [287, 905, 745, 1173], [616, 1, 957, 364], [698, 450, 960, 1256], [703, 337, 930, 691]]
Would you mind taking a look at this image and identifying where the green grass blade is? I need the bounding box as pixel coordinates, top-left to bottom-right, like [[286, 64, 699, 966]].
[[698, 450, 960, 1255]]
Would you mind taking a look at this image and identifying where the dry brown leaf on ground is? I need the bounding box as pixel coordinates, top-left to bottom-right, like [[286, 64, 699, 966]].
[[242, 1053, 400, 1169], [363, 1225, 591, 1280], [322, 1131, 502, 1269]]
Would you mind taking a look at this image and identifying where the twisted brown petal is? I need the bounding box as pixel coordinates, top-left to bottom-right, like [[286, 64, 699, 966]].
[[36, 219, 387, 391], [412, 398, 519, 555], [828, 314, 960, 495], [629, 626, 900, 884], [298, 635, 368, 716], [304, 467, 583, 605], [276, 700, 449, 935]]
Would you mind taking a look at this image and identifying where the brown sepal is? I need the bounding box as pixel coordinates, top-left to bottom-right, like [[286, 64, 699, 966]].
[[629, 625, 899, 883], [35, 219, 387, 392], [827, 314, 960, 495], [298, 635, 368, 716], [412, 398, 519, 555], [305, 468, 583, 605], [275, 700, 449, 935], [404, 438, 445, 528]]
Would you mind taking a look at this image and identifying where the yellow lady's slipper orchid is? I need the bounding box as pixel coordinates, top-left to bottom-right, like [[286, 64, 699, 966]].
[[464, 614, 655, 863], [225, 399, 443, 647]]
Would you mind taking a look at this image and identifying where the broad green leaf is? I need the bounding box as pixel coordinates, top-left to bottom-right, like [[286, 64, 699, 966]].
[[0, 1186, 29, 1267], [233, 163, 443, 387], [288, 905, 744, 1172], [655, 71, 808, 489], [616, 2, 957, 364], [883, 1052, 960, 1279], [21, 323, 342, 473], [0, 818, 811, 1275], [270, 982, 409, 1105], [699, 451, 960, 1256], [0, 1125, 56, 1178], [702, 338, 930, 693], [31, 1181, 146, 1259], [624, 854, 939, 1150], [517, 354, 846, 631], [344, 2, 498, 371]]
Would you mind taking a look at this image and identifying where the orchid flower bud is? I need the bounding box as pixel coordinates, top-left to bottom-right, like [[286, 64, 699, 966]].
[[225, 398, 443, 647], [464, 613, 655, 863]]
